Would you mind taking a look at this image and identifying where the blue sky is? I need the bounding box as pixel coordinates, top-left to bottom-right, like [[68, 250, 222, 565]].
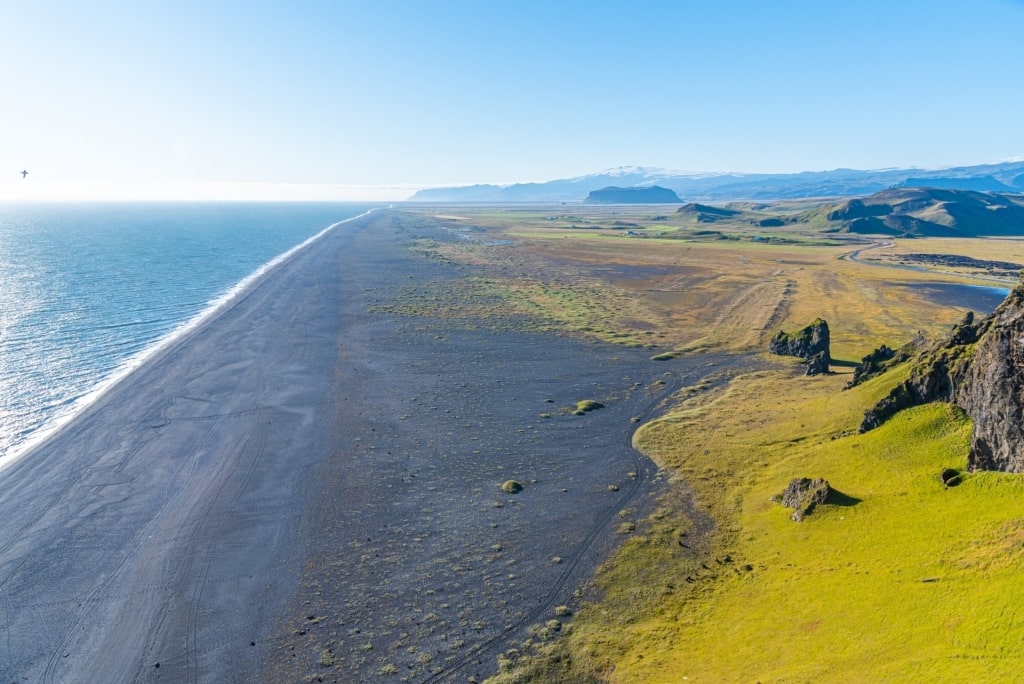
[[2, 0, 1023, 200]]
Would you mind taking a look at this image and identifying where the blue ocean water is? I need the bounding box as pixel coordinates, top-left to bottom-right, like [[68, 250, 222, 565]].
[[0, 202, 376, 464]]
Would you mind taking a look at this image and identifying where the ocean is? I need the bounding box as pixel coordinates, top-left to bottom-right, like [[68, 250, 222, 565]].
[[0, 202, 377, 464]]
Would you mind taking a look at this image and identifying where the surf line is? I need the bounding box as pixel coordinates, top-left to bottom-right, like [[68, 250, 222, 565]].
[[0, 207, 382, 475]]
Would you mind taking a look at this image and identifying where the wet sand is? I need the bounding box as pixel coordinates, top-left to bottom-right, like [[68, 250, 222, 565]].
[[0, 211, 754, 683]]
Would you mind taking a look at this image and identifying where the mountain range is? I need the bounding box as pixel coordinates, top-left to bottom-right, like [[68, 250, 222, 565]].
[[409, 161, 1024, 203], [807, 187, 1024, 237]]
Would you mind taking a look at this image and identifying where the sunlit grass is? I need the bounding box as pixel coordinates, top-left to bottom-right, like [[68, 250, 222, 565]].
[[498, 365, 1024, 682]]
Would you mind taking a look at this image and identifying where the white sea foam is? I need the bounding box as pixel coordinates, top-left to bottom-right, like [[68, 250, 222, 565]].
[[0, 207, 378, 475]]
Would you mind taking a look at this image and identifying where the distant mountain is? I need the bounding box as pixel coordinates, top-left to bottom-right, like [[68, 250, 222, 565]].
[[896, 175, 1018, 192], [805, 187, 1024, 236], [408, 161, 1024, 202], [584, 185, 682, 204]]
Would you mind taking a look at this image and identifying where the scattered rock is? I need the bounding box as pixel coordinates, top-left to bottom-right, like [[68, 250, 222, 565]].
[[847, 333, 927, 389], [775, 477, 831, 522], [500, 480, 523, 493]]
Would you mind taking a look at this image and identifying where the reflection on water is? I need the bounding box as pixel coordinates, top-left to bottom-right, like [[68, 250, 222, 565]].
[[901, 282, 1010, 313]]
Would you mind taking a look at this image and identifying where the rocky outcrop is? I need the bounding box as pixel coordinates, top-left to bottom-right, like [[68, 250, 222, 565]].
[[957, 289, 1024, 471], [860, 312, 985, 432], [861, 283, 1024, 472], [805, 351, 830, 377], [770, 318, 831, 374], [847, 344, 895, 387], [774, 478, 831, 522], [847, 335, 931, 389]]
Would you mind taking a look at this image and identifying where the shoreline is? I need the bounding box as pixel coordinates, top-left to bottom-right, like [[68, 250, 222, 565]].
[[0, 210, 385, 682], [0, 207, 378, 474]]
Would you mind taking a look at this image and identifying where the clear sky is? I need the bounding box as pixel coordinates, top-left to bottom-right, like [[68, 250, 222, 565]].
[[2, 0, 1023, 200]]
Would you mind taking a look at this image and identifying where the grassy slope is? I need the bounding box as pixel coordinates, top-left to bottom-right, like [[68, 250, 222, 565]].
[[610, 368, 1024, 682], [398, 209, 1024, 682]]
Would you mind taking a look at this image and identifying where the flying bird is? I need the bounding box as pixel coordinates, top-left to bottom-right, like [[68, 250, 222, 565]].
[[21, 170, 28, 178]]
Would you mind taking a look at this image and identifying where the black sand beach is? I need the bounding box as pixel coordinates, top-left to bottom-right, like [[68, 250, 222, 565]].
[[0, 211, 751, 683]]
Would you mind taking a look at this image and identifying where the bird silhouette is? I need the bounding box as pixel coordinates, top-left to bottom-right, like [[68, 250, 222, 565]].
[[21, 170, 28, 178]]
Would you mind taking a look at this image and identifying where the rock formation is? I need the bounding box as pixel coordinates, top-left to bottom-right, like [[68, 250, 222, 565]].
[[769, 318, 831, 375], [805, 351, 830, 377], [861, 282, 1024, 472], [860, 312, 985, 432], [774, 478, 831, 522], [957, 294, 1024, 471], [846, 335, 928, 389], [847, 344, 895, 387]]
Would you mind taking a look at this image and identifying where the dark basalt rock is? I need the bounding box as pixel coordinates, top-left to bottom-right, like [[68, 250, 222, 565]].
[[847, 335, 928, 389], [848, 344, 895, 387], [775, 477, 831, 522], [805, 351, 831, 376], [860, 311, 986, 432], [861, 281, 1024, 473], [958, 288, 1024, 472], [770, 319, 830, 361]]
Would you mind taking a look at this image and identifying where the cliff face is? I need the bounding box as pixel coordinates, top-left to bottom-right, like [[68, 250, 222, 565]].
[[960, 287, 1024, 471], [862, 284, 1024, 472]]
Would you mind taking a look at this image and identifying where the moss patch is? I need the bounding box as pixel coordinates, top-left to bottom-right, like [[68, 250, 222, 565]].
[[501, 480, 524, 494], [573, 400, 605, 416]]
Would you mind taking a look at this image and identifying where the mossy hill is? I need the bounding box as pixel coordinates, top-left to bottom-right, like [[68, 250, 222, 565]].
[[804, 187, 1024, 236], [675, 202, 741, 222], [584, 185, 682, 204]]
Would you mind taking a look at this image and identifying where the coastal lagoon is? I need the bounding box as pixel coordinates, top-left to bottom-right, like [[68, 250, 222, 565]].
[[898, 281, 1010, 314]]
